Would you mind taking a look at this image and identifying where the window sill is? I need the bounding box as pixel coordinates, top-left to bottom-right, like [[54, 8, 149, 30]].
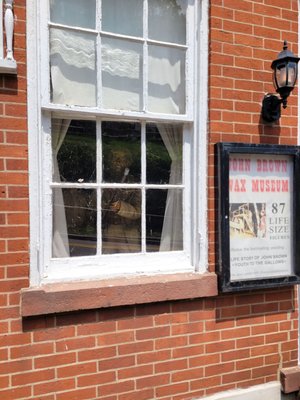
[[21, 272, 217, 317], [0, 58, 17, 74]]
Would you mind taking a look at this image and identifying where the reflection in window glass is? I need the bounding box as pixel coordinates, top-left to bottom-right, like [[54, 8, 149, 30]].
[[148, 45, 186, 114], [148, 0, 187, 45], [102, 121, 141, 183], [101, 38, 143, 111], [54, 120, 96, 183], [102, 0, 143, 37], [50, 28, 97, 107], [50, 0, 96, 29], [146, 124, 182, 184], [146, 189, 183, 252], [53, 189, 97, 257], [102, 189, 141, 254], [146, 189, 167, 252]]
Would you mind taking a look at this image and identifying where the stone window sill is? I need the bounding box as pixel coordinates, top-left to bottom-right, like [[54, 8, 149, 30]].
[[21, 272, 217, 317]]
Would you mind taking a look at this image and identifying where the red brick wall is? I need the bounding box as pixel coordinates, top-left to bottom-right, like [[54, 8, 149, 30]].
[[0, 0, 299, 399]]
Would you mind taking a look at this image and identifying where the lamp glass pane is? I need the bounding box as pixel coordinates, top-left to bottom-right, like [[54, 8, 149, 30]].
[[275, 63, 287, 88], [287, 62, 297, 86]]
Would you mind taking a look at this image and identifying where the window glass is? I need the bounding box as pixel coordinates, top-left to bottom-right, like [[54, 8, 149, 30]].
[[53, 188, 97, 257], [50, 28, 97, 106], [50, 0, 96, 29], [146, 123, 182, 185], [102, 121, 141, 183], [102, 189, 141, 254], [54, 120, 96, 183], [148, 0, 187, 44], [101, 122, 141, 254], [102, 0, 143, 37], [146, 189, 183, 252], [148, 45, 186, 114], [101, 37, 143, 111]]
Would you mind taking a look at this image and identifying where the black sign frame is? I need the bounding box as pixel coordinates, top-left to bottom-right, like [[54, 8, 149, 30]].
[[217, 142, 300, 292]]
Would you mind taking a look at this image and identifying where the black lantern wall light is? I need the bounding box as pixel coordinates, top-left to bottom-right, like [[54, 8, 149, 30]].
[[262, 41, 300, 122]]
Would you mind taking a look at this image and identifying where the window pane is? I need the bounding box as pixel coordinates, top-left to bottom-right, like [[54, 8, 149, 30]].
[[50, 0, 96, 29], [102, 0, 143, 37], [146, 189, 183, 252], [148, 0, 186, 45], [102, 37, 143, 111], [53, 120, 96, 183], [102, 189, 141, 254], [148, 45, 186, 114], [50, 28, 97, 107], [53, 189, 97, 257], [102, 122, 141, 184], [146, 124, 182, 184]]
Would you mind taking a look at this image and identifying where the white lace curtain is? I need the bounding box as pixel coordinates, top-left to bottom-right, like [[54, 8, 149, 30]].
[[50, 23, 184, 113], [52, 119, 71, 258]]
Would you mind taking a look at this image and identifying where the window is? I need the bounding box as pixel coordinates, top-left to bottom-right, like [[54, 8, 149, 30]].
[[28, 0, 209, 284]]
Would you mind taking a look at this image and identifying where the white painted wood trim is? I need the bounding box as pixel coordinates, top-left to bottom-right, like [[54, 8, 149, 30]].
[[194, 0, 209, 272], [0, 0, 3, 59], [27, 0, 42, 285]]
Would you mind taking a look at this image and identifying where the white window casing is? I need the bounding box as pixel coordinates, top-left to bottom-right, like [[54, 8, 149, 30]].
[[27, 0, 209, 285]]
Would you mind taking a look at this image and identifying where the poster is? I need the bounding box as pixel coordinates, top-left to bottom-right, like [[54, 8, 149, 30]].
[[229, 153, 294, 281]]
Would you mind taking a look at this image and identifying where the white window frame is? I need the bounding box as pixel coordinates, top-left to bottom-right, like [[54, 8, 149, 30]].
[[27, 0, 209, 285]]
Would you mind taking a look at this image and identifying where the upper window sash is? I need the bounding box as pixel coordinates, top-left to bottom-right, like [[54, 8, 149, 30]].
[[40, 0, 195, 121]]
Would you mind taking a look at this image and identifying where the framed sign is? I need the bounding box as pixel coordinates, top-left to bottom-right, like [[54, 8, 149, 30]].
[[217, 142, 300, 292]]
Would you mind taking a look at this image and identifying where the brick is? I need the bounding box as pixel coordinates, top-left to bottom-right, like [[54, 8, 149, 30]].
[[0, 358, 32, 374], [56, 388, 97, 400], [136, 326, 170, 341], [155, 335, 188, 350], [33, 378, 75, 396], [155, 359, 188, 374], [34, 353, 77, 369], [55, 336, 95, 352], [172, 367, 204, 382], [99, 381, 135, 397], [99, 355, 135, 371], [118, 316, 153, 330], [118, 340, 153, 355], [136, 373, 170, 390], [137, 349, 172, 365], [119, 389, 154, 400], [0, 386, 32, 399], [98, 331, 134, 346], [156, 382, 189, 397], [222, 370, 252, 385], [33, 326, 76, 342], [12, 369, 55, 386], [11, 342, 54, 359], [78, 346, 116, 362], [118, 364, 153, 380], [77, 371, 115, 387]]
